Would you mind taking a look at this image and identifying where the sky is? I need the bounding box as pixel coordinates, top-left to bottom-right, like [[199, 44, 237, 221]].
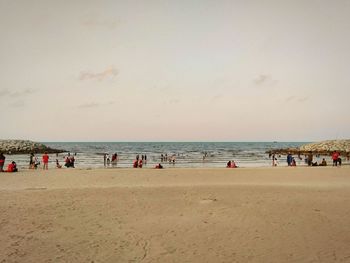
[[0, 0, 349, 142]]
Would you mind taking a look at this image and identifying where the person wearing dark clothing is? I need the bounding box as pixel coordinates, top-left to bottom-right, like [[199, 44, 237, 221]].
[[0, 153, 5, 172], [307, 152, 313, 166], [287, 153, 293, 166]]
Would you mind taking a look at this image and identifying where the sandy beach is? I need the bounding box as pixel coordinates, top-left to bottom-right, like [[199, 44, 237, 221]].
[[1, 167, 350, 262]]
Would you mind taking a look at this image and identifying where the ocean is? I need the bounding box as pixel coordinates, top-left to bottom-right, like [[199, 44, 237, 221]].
[[6, 142, 309, 169]]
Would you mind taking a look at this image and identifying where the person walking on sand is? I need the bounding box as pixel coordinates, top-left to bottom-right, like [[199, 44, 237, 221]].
[[272, 154, 276, 166], [42, 152, 49, 170], [111, 153, 118, 166], [29, 153, 35, 169], [0, 153, 5, 172], [287, 153, 292, 166], [307, 152, 313, 166], [272, 155, 278, 166], [103, 153, 107, 167]]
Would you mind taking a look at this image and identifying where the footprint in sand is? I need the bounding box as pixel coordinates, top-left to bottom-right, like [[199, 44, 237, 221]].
[[199, 198, 218, 204]]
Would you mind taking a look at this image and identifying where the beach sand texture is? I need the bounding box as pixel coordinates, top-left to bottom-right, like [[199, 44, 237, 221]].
[[1, 167, 350, 262]]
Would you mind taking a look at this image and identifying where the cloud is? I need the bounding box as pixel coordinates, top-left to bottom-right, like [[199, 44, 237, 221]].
[[0, 88, 38, 97], [8, 100, 25, 108], [211, 94, 223, 101], [297, 96, 309, 102], [285, 96, 310, 103], [253, 74, 277, 86], [285, 96, 296, 102], [82, 15, 120, 30], [77, 102, 100, 109], [0, 89, 11, 97], [77, 100, 116, 109], [169, 98, 181, 104], [79, 66, 119, 81]]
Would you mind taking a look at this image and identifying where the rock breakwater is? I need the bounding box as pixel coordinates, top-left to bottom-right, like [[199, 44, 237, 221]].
[[0, 140, 65, 154]]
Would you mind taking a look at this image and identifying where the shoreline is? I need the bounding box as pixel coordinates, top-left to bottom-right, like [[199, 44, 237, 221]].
[[1, 166, 349, 191]]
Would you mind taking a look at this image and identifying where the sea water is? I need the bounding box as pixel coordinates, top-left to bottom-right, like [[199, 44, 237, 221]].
[[6, 142, 309, 169]]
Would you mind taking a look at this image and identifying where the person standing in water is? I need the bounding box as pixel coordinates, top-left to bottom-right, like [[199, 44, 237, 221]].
[[42, 152, 49, 170]]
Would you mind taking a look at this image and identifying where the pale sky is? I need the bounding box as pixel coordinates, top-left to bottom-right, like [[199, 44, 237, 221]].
[[1, 0, 349, 141]]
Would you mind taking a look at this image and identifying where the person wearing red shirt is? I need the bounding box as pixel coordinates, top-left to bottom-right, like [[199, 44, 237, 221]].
[[332, 151, 340, 166], [42, 152, 49, 170], [6, 161, 18, 172]]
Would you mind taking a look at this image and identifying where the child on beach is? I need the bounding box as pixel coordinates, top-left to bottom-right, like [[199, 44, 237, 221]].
[[291, 158, 296, 166], [56, 159, 62, 168]]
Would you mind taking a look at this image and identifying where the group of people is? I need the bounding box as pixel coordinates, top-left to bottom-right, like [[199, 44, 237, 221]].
[[286, 153, 297, 167], [132, 154, 148, 168], [29, 152, 74, 169], [226, 160, 238, 168], [270, 151, 344, 167], [104, 153, 119, 167], [160, 153, 176, 164], [64, 153, 76, 168], [29, 153, 41, 169], [1, 149, 348, 172]]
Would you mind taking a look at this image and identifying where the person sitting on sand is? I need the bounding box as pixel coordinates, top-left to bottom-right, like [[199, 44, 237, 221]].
[[230, 160, 238, 168], [34, 156, 40, 169], [155, 163, 163, 169], [6, 161, 18, 172], [56, 159, 62, 168], [320, 158, 327, 166], [69, 155, 75, 168], [63, 155, 75, 168], [226, 160, 238, 168], [291, 158, 296, 167], [138, 159, 143, 168]]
